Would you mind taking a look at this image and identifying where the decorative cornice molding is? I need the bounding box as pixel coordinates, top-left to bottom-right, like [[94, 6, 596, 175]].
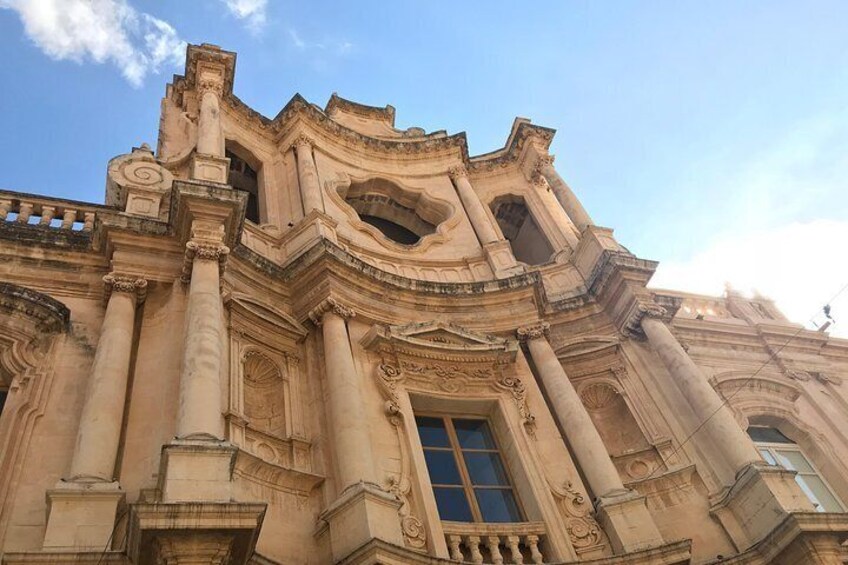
[[516, 322, 550, 342], [103, 273, 147, 304], [308, 297, 356, 325], [0, 282, 70, 334]]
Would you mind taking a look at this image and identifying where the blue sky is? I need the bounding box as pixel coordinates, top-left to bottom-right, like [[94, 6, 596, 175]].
[[1, 1, 847, 333]]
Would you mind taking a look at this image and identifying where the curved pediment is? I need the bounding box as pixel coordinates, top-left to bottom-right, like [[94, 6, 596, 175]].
[[555, 336, 620, 362], [361, 320, 517, 364], [710, 371, 801, 405]]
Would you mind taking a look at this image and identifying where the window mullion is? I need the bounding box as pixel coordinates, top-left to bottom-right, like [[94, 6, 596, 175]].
[[445, 417, 483, 522]]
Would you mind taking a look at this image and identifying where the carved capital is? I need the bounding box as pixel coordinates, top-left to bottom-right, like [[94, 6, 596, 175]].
[[448, 165, 468, 180], [103, 274, 147, 304], [516, 322, 550, 342], [181, 240, 229, 283], [625, 302, 670, 337], [532, 154, 555, 187], [196, 77, 224, 98], [308, 297, 356, 325], [289, 134, 314, 152]]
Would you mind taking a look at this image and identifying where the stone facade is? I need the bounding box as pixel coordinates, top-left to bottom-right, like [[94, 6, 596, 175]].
[[0, 43, 847, 564]]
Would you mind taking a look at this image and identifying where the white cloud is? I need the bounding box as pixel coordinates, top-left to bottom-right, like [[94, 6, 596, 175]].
[[288, 28, 305, 50], [650, 219, 848, 338], [220, 0, 267, 32], [0, 0, 185, 87]]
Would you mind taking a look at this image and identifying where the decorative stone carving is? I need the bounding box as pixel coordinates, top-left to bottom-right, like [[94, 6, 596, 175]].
[[624, 302, 669, 337], [547, 480, 605, 550], [448, 165, 468, 179], [243, 351, 282, 386], [516, 322, 550, 342], [106, 144, 174, 218], [308, 297, 356, 325], [103, 273, 148, 303], [494, 374, 537, 438], [580, 382, 618, 410], [181, 240, 230, 282], [289, 133, 314, 152]]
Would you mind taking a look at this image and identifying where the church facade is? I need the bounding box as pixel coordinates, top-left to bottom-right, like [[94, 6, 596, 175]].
[[0, 43, 846, 564]]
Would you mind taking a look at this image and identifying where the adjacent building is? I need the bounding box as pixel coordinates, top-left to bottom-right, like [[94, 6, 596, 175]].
[[0, 43, 847, 564]]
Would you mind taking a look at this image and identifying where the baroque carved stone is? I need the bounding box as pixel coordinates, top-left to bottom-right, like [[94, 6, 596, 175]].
[[579, 382, 618, 410], [181, 240, 230, 283], [103, 273, 148, 304], [307, 297, 356, 325], [516, 322, 550, 342], [448, 165, 468, 180]]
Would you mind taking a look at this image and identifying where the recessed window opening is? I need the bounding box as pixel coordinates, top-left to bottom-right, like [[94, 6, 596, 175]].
[[0, 389, 7, 417], [226, 146, 260, 224], [416, 415, 524, 523], [341, 178, 449, 246], [748, 426, 845, 512], [491, 196, 553, 266]]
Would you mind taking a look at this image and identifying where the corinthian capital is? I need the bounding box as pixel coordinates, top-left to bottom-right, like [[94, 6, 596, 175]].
[[196, 76, 224, 98], [532, 154, 555, 187], [289, 134, 314, 152], [448, 165, 468, 180], [181, 240, 230, 283], [103, 273, 148, 304], [516, 322, 550, 342], [308, 297, 356, 325], [624, 302, 670, 337]]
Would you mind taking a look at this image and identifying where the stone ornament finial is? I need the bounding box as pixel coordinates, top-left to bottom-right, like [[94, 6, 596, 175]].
[[103, 273, 148, 304], [448, 165, 468, 180], [308, 297, 356, 325], [516, 322, 550, 342]]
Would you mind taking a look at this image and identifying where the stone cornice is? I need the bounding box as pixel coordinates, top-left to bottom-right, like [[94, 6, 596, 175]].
[[0, 282, 70, 333], [325, 93, 396, 125]]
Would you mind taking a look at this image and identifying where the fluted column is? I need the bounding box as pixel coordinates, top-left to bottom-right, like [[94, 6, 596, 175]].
[[177, 241, 229, 440], [536, 155, 593, 232], [293, 135, 324, 215], [518, 323, 625, 498], [640, 309, 760, 473], [196, 81, 223, 157], [448, 166, 500, 246], [309, 298, 376, 490], [69, 274, 146, 481]]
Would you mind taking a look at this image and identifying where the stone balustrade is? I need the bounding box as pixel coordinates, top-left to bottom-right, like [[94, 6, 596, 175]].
[[0, 192, 97, 231], [442, 521, 546, 564]]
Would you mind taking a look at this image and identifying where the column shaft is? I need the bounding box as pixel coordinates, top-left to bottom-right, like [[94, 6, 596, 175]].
[[641, 316, 760, 472], [525, 334, 624, 498], [70, 282, 140, 481], [539, 161, 593, 232], [321, 310, 377, 489], [295, 140, 323, 214], [197, 90, 223, 157], [450, 170, 500, 246], [177, 250, 225, 440]]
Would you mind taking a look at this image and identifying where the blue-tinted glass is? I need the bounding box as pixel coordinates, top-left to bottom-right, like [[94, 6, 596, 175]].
[[475, 488, 522, 522], [454, 419, 496, 449], [747, 427, 794, 444], [416, 416, 450, 447], [424, 449, 462, 485], [433, 487, 474, 522], [464, 452, 510, 486]]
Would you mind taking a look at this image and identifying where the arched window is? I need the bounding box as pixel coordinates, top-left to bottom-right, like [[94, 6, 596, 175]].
[[490, 196, 553, 266], [225, 144, 261, 224], [748, 426, 845, 512]]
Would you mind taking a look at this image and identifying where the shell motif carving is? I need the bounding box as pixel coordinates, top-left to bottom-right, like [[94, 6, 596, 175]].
[[243, 352, 282, 386], [580, 382, 618, 410]]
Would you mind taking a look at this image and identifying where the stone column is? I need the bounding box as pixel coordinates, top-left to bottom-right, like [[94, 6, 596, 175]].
[[69, 274, 146, 481], [640, 309, 760, 472], [518, 323, 625, 498], [293, 135, 324, 215], [448, 166, 500, 246], [177, 240, 229, 441], [518, 322, 665, 553], [196, 81, 223, 157], [309, 299, 376, 489], [536, 155, 593, 232]]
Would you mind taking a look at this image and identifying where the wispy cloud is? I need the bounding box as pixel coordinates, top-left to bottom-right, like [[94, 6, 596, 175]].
[[288, 28, 305, 50], [220, 0, 267, 33], [286, 27, 356, 71], [0, 0, 185, 88], [650, 219, 848, 338]]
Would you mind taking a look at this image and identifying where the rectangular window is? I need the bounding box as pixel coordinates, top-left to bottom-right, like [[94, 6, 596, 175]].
[[416, 415, 523, 523]]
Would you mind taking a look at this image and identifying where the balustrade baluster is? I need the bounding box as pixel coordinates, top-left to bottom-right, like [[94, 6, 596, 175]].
[[467, 535, 484, 564], [526, 535, 543, 565], [448, 535, 464, 561], [17, 202, 32, 224], [61, 209, 76, 229], [507, 536, 523, 564], [40, 206, 55, 226], [486, 536, 504, 564]]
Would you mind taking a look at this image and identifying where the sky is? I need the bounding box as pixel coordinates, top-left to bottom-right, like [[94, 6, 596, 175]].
[[0, 0, 846, 336]]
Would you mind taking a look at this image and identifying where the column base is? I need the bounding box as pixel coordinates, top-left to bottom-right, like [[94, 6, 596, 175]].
[[595, 488, 665, 554], [317, 481, 405, 562], [483, 240, 524, 279], [157, 439, 237, 503], [191, 153, 230, 184], [42, 480, 124, 550], [710, 463, 816, 550]]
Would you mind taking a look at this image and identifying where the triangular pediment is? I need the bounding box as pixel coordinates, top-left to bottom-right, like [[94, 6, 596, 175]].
[[226, 293, 308, 342], [361, 321, 517, 363]]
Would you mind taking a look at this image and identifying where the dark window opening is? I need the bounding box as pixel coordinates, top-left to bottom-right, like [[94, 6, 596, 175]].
[[416, 415, 524, 523], [0, 390, 6, 416], [226, 149, 260, 224], [359, 214, 421, 245], [491, 197, 554, 266]]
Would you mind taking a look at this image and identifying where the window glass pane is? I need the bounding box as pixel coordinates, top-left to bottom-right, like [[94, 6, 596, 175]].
[[453, 419, 496, 450], [747, 426, 794, 444], [463, 452, 510, 486], [433, 487, 474, 522], [774, 450, 815, 473], [416, 416, 450, 448], [424, 450, 463, 485], [798, 476, 843, 512], [759, 449, 777, 466], [475, 488, 522, 523]]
